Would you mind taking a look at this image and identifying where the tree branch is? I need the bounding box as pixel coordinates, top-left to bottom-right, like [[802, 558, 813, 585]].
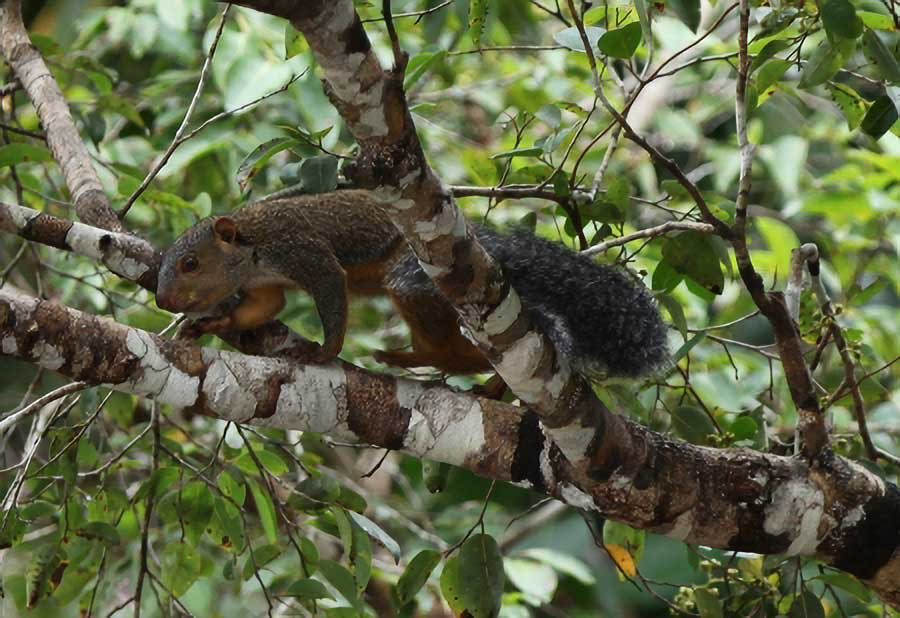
[[2, 286, 900, 608], [0, 0, 123, 232]]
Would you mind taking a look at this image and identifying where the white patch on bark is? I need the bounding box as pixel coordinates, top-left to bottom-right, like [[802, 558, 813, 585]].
[[546, 421, 595, 462], [404, 393, 483, 463], [125, 330, 198, 409], [32, 342, 64, 370], [559, 483, 597, 510], [665, 510, 695, 541], [2, 335, 18, 354], [396, 379, 424, 411], [8, 203, 34, 229], [483, 289, 522, 336], [202, 356, 258, 422], [763, 479, 824, 556], [413, 205, 467, 241], [494, 331, 546, 401]]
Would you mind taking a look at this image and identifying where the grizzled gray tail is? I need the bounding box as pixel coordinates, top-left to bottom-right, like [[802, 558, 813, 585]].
[[388, 226, 670, 380], [475, 228, 669, 379]]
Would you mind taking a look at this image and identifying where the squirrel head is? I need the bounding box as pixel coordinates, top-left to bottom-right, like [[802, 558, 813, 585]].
[[157, 217, 252, 314]]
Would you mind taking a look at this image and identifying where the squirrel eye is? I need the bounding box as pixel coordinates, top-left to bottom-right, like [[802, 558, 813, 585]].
[[181, 256, 199, 273]]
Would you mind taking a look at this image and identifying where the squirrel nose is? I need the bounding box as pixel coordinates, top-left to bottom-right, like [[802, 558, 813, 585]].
[[156, 289, 175, 312]]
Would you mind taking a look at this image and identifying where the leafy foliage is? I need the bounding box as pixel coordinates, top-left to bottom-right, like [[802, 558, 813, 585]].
[[0, 0, 898, 615]]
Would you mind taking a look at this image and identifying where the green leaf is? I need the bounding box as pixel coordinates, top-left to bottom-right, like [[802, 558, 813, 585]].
[[211, 495, 245, 551], [858, 10, 895, 29], [404, 50, 448, 89], [602, 521, 645, 563], [752, 8, 799, 42], [396, 549, 442, 605], [161, 542, 204, 597], [98, 94, 145, 128], [597, 23, 643, 58], [456, 533, 504, 618], [234, 449, 289, 476], [284, 23, 308, 59], [554, 26, 604, 51], [862, 30, 900, 84], [349, 517, 373, 590], [730, 416, 759, 442], [75, 521, 120, 546], [861, 94, 899, 139], [519, 548, 595, 585], [815, 572, 871, 602], [281, 578, 333, 600], [651, 260, 683, 292], [661, 232, 725, 294], [217, 470, 246, 507], [490, 146, 544, 159], [178, 481, 215, 546], [504, 558, 558, 604], [668, 0, 701, 32], [789, 589, 825, 618], [135, 466, 180, 500], [695, 588, 724, 618], [318, 560, 361, 610], [827, 83, 868, 130], [469, 0, 488, 48], [440, 556, 465, 613], [236, 137, 298, 191], [242, 543, 281, 580], [298, 155, 339, 194], [0, 143, 53, 168], [821, 0, 864, 40], [750, 40, 793, 75], [800, 38, 855, 89], [347, 510, 401, 563], [243, 480, 277, 545], [656, 293, 687, 339], [756, 59, 792, 96], [671, 404, 717, 445]]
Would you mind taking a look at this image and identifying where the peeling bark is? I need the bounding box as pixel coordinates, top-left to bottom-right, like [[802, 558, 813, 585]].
[[1, 287, 899, 607]]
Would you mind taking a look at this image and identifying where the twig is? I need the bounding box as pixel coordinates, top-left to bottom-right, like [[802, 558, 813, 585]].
[[382, 0, 408, 72], [0, 122, 45, 140], [0, 380, 88, 434], [120, 5, 231, 217], [799, 246, 877, 460], [582, 221, 715, 256]]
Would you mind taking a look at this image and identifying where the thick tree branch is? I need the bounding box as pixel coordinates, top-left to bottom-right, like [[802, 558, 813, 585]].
[[0, 0, 124, 232], [1, 287, 900, 607]]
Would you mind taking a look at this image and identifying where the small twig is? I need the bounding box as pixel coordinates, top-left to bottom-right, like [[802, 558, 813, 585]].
[[800, 246, 877, 460], [0, 79, 21, 96], [582, 221, 715, 256], [0, 121, 45, 140], [445, 481, 496, 556], [382, 0, 408, 72], [132, 404, 160, 618], [0, 380, 88, 434], [120, 5, 231, 217]]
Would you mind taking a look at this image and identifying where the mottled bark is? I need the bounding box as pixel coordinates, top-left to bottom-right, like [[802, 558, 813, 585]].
[[1, 287, 899, 607], [0, 1, 124, 232]]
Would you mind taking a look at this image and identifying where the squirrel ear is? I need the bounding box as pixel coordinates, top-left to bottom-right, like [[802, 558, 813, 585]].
[[213, 218, 238, 244]]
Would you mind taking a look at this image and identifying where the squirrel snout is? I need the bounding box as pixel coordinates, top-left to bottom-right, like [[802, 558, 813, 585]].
[[156, 289, 178, 312]]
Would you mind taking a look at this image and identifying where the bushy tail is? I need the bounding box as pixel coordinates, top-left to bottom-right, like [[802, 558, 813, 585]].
[[476, 228, 669, 379]]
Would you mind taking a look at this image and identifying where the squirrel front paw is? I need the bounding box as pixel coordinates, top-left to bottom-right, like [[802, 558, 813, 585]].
[[175, 316, 234, 340]]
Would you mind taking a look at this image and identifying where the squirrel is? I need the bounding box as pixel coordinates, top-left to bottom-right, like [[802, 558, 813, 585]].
[[156, 190, 669, 378]]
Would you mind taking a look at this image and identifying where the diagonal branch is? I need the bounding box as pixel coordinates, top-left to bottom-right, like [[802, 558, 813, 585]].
[[0, 0, 123, 232], [228, 0, 614, 461]]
